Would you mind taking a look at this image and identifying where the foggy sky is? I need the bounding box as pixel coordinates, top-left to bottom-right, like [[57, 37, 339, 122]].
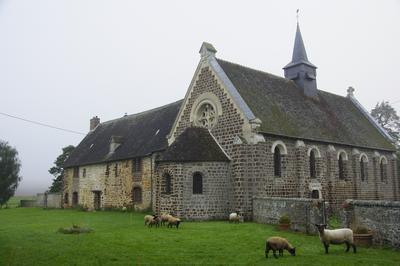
[[1, 0, 399, 195]]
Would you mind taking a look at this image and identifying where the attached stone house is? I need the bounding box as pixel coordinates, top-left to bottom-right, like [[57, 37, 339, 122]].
[[63, 23, 398, 219]]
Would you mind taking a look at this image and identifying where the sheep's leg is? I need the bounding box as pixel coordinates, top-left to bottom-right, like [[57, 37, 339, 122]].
[[279, 249, 283, 256], [324, 243, 329, 254], [345, 242, 350, 252], [352, 244, 357, 253], [273, 250, 278, 259], [265, 244, 270, 258]]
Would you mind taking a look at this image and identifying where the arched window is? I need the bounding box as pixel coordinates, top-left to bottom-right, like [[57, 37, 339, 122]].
[[193, 172, 203, 194], [380, 157, 387, 182], [132, 187, 142, 203], [163, 173, 172, 194], [360, 155, 368, 182], [311, 190, 320, 199], [310, 150, 316, 178], [338, 153, 345, 180], [274, 146, 282, 177]]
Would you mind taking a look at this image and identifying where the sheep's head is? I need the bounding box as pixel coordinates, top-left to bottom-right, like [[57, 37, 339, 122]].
[[289, 247, 296, 256], [314, 224, 327, 234]]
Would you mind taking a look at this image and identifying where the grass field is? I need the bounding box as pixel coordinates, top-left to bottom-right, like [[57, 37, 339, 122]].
[[0, 208, 399, 265], [2, 196, 36, 208]]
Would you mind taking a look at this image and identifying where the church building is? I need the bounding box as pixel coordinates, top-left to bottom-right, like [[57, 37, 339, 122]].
[[63, 24, 398, 219]]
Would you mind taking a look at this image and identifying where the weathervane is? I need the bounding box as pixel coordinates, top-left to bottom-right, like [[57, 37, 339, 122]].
[[296, 9, 300, 24]]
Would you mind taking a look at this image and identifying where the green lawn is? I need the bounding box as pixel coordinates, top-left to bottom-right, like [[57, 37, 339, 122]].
[[0, 208, 399, 265], [2, 196, 36, 208]]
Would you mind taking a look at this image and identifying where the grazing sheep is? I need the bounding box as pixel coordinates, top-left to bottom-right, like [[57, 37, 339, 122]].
[[314, 224, 356, 254], [265, 236, 296, 259], [144, 215, 160, 227], [229, 212, 244, 223], [148, 216, 161, 228], [167, 216, 181, 229], [144, 215, 154, 226], [160, 213, 173, 226]]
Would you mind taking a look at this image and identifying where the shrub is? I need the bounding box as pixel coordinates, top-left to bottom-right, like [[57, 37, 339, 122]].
[[354, 225, 369, 234], [58, 224, 93, 234], [328, 215, 341, 229], [278, 214, 291, 225]]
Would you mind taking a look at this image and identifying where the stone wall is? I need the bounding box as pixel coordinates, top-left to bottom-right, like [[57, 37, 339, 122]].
[[173, 66, 245, 156], [340, 199, 400, 248], [156, 161, 232, 220], [63, 156, 155, 210], [37, 193, 62, 208], [20, 200, 37, 207], [232, 135, 398, 217], [253, 197, 325, 234]]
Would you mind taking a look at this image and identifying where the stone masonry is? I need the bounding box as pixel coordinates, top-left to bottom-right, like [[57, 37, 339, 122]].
[[63, 156, 155, 210]]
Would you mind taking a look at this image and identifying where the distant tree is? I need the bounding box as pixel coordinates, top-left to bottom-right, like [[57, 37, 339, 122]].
[[48, 145, 75, 193], [0, 141, 22, 207], [371, 101, 400, 146], [371, 101, 400, 176]]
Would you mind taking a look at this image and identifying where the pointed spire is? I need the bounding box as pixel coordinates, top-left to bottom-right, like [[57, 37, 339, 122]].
[[292, 23, 309, 63], [285, 23, 316, 68], [283, 21, 318, 98]]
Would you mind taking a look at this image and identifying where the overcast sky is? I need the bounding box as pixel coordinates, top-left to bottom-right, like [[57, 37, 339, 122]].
[[1, 0, 399, 195]]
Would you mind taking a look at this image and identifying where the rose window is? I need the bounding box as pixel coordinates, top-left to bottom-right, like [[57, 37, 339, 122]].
[[197, 103, 216, 129]]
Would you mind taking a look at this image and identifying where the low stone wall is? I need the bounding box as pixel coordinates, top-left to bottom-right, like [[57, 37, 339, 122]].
[[36, 193, 62, 208], [20, 200, 37, 207], [340, 200, 400, 248], [253, 197, 325, 234]]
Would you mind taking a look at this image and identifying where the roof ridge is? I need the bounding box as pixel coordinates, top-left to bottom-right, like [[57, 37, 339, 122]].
[[217, 57, 350, 100], [216, 58, 290, 82], [100, 99, 183, 126]]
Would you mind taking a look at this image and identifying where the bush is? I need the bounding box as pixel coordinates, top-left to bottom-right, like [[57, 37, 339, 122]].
[[328, 215, 341, 229], [354, 225, 369, 234], [58, 224, 93, 234], [278, 214, 291, 225]]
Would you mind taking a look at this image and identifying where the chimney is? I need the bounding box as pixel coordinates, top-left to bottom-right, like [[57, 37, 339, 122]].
[[90, 116, 100, 131], [283, 23, 318, 98]]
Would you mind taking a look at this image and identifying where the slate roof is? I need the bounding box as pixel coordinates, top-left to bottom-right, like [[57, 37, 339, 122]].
[[217, 59, 395, 151], [160, 127, 230, 162], [63, 100, 182, 168]]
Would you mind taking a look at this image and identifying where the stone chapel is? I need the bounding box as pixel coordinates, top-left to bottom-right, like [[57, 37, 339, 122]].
[[63, 24, 398, 219]]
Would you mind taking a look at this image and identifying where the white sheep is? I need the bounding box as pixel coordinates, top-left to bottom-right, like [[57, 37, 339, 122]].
[[314, 224, 356, 254], [144, 215, 154, 226], [265, 236, 296, 258], [229, 212, 244, 223], [148, 216, 161, 228], [160, 213, 173, 226], [167, 216, 181, 229]]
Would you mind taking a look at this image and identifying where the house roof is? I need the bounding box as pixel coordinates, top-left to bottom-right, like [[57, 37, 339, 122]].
[[160, 127, 230, 162], [216, 58, 395, 151], [63, 100, 182, 168]]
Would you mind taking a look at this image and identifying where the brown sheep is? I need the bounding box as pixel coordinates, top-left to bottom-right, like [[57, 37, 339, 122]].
[[265, 236, 296, 259]]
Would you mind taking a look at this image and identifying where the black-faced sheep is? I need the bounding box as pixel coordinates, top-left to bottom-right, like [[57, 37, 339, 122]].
[[144, 215, 160, 228], [265, 236, 296, 258], [314, 224, 356, 254], [160, 214, 172, 226], [229, 212, 244, 223], [167, 216, 181, 229]]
